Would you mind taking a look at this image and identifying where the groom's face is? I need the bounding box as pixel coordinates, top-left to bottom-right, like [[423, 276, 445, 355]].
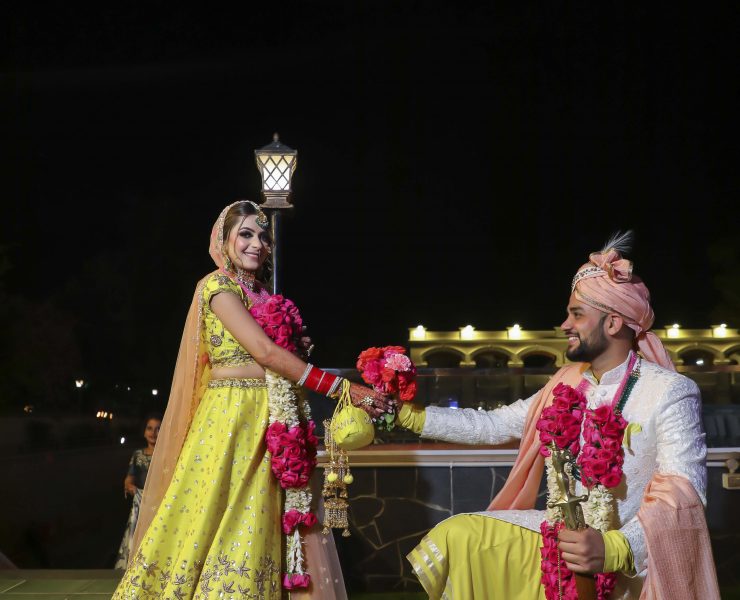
[[561, 293, 609, 362]]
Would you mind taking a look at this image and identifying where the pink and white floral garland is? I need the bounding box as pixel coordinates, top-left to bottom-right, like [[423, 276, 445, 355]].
[[248, 291, 318, 590], [537, 381, 629, 600]]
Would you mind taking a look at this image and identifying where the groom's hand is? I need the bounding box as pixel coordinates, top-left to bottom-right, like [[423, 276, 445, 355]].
[[557, 526, 605, 574]]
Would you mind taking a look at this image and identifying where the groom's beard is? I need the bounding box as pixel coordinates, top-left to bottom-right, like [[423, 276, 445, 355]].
[[565, 326, 609, 363]]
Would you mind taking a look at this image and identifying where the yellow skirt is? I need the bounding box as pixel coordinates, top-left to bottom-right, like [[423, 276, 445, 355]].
[[113, 379, 282, 599], [408, 514, 546, 600]]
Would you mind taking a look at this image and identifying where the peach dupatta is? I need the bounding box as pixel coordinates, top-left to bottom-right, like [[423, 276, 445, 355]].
[[637, 473, 719, 600], [487, 363, 588, 510]]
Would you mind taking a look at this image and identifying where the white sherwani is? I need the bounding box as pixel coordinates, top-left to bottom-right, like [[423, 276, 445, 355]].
[[420, 353, 707, 598]]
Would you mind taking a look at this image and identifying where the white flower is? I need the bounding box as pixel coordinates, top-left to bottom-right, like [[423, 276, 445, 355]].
[[265, 369, 315, 576]]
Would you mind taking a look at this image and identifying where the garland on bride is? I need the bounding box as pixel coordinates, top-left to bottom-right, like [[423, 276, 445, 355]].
[[249, 293, 318, 590]]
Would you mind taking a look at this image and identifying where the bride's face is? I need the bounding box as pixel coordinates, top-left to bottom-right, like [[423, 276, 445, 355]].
[[226, 215, 271, 272]]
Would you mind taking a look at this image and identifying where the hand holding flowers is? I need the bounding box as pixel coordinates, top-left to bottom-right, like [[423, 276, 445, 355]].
[[356, 346, 417, 430]]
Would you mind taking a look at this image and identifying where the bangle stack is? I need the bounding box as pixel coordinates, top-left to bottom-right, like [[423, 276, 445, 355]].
[[298, 363, 343, 398]]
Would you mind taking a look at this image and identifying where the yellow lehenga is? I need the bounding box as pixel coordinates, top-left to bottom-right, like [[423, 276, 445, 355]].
[[113, 274, 283, 599]]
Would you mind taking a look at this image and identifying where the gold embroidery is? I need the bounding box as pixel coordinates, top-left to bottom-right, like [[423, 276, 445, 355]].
[[208, 378, 267, 390], [114, 551, 280, 600], [210, 352, 256, 367]]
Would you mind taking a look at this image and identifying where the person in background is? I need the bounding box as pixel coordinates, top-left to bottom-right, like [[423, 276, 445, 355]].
[[114, 414, 161, 569]]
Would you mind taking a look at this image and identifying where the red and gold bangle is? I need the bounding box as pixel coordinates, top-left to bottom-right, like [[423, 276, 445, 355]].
[[298, 364, 340, 397]]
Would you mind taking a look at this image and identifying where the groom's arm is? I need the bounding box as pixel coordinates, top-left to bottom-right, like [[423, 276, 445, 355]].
[[398, 394, 536, 445]]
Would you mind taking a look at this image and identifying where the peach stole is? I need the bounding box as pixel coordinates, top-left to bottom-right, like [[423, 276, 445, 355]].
[[487, 363, 587, 510], [637, 473, 719, 599]]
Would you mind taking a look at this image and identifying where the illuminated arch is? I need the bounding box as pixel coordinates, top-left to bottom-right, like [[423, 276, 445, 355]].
[[421, 346, 466, 368]]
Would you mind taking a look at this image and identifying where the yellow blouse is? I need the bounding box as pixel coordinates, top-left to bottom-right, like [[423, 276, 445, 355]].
[[202, 273, 256, 368]]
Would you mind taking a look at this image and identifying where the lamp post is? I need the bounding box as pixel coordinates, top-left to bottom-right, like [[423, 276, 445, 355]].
[[254, 133, 298, 294]]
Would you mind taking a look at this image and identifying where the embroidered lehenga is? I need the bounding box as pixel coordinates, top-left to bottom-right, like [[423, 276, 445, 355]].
[[113, 274, 283, 598], [113, 203, 345, 600]]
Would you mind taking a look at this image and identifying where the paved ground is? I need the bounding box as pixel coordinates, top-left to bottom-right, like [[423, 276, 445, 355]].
[[0, 571, 427, 600]]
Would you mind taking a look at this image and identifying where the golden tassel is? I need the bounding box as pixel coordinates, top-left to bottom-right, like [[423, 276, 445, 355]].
[[322, 379, 356, 537]]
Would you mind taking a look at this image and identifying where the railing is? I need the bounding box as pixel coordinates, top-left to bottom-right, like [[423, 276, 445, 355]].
[[311, 366, 740, 447]]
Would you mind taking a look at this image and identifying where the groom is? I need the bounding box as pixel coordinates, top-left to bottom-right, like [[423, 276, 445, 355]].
[[398, 235, 719, 599]]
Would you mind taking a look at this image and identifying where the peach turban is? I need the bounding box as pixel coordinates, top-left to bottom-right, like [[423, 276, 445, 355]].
[[572, 247, 675, 371]]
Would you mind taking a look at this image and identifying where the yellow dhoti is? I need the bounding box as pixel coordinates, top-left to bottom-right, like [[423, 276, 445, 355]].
[[408, 514, 545, 600]]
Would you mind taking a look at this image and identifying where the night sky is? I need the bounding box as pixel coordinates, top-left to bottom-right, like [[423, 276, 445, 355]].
[[2, 4, 736, 405]]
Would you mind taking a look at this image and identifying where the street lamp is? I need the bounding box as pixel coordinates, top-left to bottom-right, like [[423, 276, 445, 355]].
[[255, 133, 298, 294]]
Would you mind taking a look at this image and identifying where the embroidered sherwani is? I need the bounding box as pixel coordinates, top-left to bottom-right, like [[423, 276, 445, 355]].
[[409, 353, 707, 599]]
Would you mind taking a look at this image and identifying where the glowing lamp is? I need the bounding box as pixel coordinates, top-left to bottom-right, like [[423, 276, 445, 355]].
[[508, 324, 522, 340], [255, 133, 298, 209], [667, 324, 680, 339], [460, 325, 475, 340], [411, 325, 427, 340], [712, 324, 728, 338]]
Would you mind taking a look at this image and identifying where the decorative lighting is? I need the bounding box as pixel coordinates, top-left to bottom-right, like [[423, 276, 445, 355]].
[[75, 379, 84, 388], [411, 325, 427, 340], [23, 405, 34, 414], [109, 413, 114, 420], [120, 437, 126, 444], [152, 389, 158, 396], [255, 133, 298, 209], [507, 324, 522, 340], [696, 359, 705, 366], [713, 324, 728, 338], [448, 399, 459, 409], [667, 324, 680, 339], [460, 325, 475, 340]]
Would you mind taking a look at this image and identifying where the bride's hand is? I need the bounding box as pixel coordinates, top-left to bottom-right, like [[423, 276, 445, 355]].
[[348, 382, 396, 419]]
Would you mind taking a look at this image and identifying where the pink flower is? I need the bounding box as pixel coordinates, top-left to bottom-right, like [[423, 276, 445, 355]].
[[382, 345, 407, 358], [282, 509, 318, 534], [360, 361, 383, 387], [283, 573, 311, 589], [589, 459, 609, 476], [385, 353, 412, 372], [600, 466, 623, 488], [356, 347, 383, 371], [398, 378, 417, 401]]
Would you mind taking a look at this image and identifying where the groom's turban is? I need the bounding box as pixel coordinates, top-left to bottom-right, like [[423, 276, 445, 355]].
[[572, 247, 675, 370]]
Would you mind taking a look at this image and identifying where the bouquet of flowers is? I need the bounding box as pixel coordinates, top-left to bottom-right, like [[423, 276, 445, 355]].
[[356, 345, 417, 430]]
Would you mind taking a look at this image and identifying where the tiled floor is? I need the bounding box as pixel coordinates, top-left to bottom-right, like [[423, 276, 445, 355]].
[[0, 571, 120, 599], [0, 572, 428, 600]]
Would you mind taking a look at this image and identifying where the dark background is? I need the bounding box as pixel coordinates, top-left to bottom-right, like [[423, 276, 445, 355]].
[[1, 3, 737, 415]]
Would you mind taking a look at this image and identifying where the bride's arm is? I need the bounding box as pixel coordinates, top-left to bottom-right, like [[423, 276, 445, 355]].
[[211, 292, 392, 417]]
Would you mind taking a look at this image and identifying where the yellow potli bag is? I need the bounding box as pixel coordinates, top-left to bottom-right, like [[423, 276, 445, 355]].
[[330, 379, 375, 450], [322, 380, 374, 537]]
